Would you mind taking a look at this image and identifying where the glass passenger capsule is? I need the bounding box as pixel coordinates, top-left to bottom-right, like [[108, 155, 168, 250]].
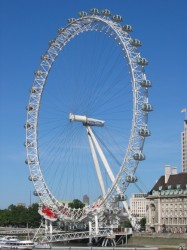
[[112, 15, 123, 22], [142, 103, 153, 112], [34, 70, 45, 77], [78, 11, 87, 17], [130, 39, 141, 47], [26, 105, 36, 111], [125, 175, 138, 183], [25, 159, 36, 165], [30, 86, 43, 94], [133, 152, 145, 161], [90, 8, 100, 15], [49, 40, 55, 45], [58, 28, 66, 34], [49, 40, 61, 48], [33, 191, 42, 196], [139, 128, 151, 137], [24, 123, 34, 130], [24, 140, 34, 147], [139, 80, 152, 88], [28, 176, 38, 181], [115, 194, 127, 201], [122, 25, 133, 32], [101, 9, 111, 16], [41, 54, 52, 61], [67, 18, 76, 23], [137, 57, 148, 66], [104, 209, 111, 215]]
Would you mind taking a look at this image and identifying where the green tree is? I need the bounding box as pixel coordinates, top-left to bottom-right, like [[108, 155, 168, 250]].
[[8, 204, 28, 227], [139, 217, 146, 228], [120, 219, 132, 228], [68, 199, 85, 209], [0, 209, 11, 226], [0, 203, 41, 228], [27, 203, 41, 227]]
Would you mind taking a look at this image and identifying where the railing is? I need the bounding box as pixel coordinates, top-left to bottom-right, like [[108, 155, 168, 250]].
[[52, 247, 158, 250], [0, 228, 40, 236], [35, 228, 132, 243], [0, 227, 133, 243]]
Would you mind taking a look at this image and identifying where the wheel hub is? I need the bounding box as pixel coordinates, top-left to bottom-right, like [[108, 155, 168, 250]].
[[69, 113, 105, 127]]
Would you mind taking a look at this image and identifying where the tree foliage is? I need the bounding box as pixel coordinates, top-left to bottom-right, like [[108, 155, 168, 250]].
[[120, 218, 132, 228], [68, 199, 85, 209], [0, 203, 41, 227], [139, 217, 146, 228]]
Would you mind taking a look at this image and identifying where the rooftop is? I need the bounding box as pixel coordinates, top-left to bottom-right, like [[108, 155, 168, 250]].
[[149, 172, 187, 196]]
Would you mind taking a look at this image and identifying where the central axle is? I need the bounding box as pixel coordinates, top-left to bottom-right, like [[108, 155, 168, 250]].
[[69, 113, 105, 127]]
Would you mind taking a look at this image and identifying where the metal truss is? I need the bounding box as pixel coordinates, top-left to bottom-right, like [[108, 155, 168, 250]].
[[34, 228, 132, 243]]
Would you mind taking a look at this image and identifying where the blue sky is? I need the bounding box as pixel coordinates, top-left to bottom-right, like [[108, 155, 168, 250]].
[[0, 0, 187, 209]]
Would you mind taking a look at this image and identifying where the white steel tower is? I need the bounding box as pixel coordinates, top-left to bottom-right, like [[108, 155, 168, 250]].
[[181, 118, 187, 172]]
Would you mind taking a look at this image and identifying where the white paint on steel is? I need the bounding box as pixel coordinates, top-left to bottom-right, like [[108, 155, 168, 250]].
[[87, 126, 115, 183], [25, 9, 151, 224], [86, 126, 106, 197], [69, 113, 105, 127]]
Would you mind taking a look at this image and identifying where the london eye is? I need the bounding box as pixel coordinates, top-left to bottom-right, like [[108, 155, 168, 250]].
[[25, 8, 152, 227]]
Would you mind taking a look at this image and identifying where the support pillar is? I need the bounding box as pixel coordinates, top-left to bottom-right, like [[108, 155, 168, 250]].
[[45, 219, 48, 236], [95, 215, 99, 235], [89, 221, 92, 244], [49, 220, 53, 240]]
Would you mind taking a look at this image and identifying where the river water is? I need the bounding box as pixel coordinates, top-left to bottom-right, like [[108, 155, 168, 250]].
[[45, 246, 176, 250], [48, 243, 176, 250]]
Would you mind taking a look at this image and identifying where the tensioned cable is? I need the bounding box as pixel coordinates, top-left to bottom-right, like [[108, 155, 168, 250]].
[[34, 16, 140, 208]]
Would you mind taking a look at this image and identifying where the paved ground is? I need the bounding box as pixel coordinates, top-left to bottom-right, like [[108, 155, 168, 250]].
[[128, 235, 187, 250]]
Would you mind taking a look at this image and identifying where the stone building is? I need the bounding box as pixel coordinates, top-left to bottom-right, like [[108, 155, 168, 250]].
[[130, 193, 148, 221], [83, 194, 89, 205], [146, 165, 187, 233], [182, 119, 187, 172]]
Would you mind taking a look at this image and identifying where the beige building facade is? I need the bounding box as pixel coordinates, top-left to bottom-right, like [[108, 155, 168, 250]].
[[146, 166, 187, 233], [130, 193, 148, 221], [182, 119, 187, 172]]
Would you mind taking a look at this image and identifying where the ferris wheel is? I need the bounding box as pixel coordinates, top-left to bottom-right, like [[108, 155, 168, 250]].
[[25, 8, 152, 225]]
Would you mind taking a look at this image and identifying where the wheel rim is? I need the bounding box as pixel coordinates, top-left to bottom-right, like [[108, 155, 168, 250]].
[[25, 10, 151, 222]]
